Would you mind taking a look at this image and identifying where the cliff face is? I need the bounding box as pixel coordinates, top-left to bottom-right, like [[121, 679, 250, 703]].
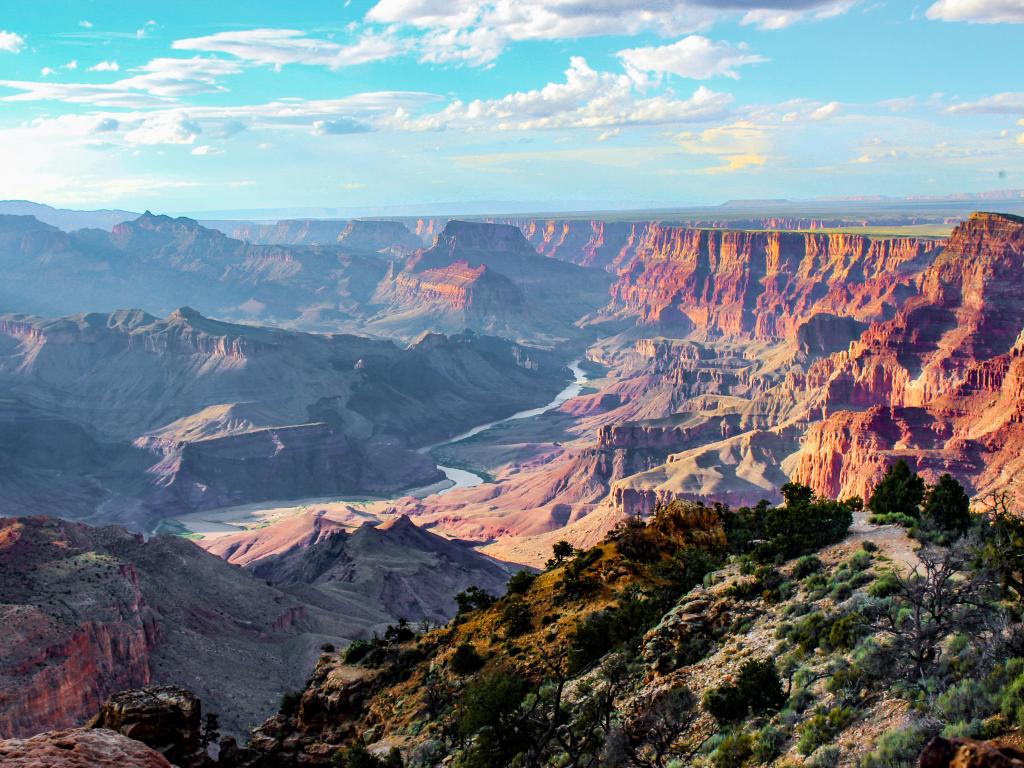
[[602, 226, 941, 338], [792, 213, 1024, 501]]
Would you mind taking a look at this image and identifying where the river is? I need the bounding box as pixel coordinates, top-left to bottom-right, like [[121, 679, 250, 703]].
[[425, 359, 589, 495]]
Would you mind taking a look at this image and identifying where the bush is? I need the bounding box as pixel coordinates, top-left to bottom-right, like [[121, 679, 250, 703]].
[[793, 555, 823, 579], [752, 724, 786, 764], [798, 706, 855, 755], [808, 745, 842, 768], [321, 643, 336, 653], [457, 669, 530, 765], [500, 596, 532, 638], [711, 730, 753, 768], [279, 690, 302, 716], [861, 540, 879, 553], [868, 571, 900, 598], [332, 744, 403, 768], [859, 722, 931, 768], [703, 659, 787, 725], [344, 639, 372, 664], [868, 460, 924, 519], [922, 474, 971, 534], [450, 643, 485, 675], [868, 512, 918, 528], [827, 613, 865, 651], [505, 570, 536, 595], [611, 517, 662, 563], [454, 586, 496, 615]]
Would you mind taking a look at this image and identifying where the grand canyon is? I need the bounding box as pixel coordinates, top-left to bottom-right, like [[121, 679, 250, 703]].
[[4, 3, 1024, 767]]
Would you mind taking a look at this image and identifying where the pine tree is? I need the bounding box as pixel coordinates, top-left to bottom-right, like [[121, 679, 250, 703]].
[[868, 460, 925, 519]]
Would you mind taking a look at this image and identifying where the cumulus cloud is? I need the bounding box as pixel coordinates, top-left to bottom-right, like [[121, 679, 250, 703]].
[[0, 30, 24, 53], [123, 112, 201, 145], [926, 0, 1024, 22], [190, 145, 221, 155], [79, 20, 93, 29], [365, 0, 858, 63], [617, 36, 767, 81], [391, 57, 733, 131], [88, 61, 120, 72], [40, 67, 55, 77], [173, 28, 408, 70]]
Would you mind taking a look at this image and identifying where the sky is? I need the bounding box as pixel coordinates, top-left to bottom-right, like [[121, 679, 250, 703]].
[[0, 0, 1022, 214]]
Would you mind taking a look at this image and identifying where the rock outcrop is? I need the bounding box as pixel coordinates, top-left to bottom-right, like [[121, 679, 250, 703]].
[[919, 735, 1024, 768], [0, 728, 172, 767], [371, 220, 613, 343], [88, 686, 205, 768]]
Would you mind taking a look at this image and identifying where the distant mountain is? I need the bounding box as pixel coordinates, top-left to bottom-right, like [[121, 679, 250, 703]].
[[0, 200, 138, 231]]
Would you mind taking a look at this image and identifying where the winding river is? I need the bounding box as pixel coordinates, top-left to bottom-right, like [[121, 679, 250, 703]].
[[424, 360, 589, 495], [170, 361, 589, 537]]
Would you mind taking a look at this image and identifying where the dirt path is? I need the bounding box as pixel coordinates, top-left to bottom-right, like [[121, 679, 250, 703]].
[[844, 512, 920, 571]]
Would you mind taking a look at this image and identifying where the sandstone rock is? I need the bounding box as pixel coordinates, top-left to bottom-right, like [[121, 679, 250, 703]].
[[0, 727, 172, 767], [919, 735, 1024, 768], [88, 685, 203, 767]]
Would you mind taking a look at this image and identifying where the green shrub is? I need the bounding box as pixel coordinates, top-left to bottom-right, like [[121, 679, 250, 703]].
[[450, 643, 485, 675], [922, 474, 971, 534], [808, 744, 841, 768], [752, 724, 786, 764], [867, 512, 918, 528], [861, 540, 879, 553], [859, 722, 931, 768], [867, 460, 924, 519], [867, 571, 900, 598], [279, 690, 303, 716], [499, 596, 532, 638], [332, 744, 403, 768], [793, 555, 823, 579], [827, 613, 865, 651], [797, 706, 855, 755], [344, 639, 372, 664], [711, 730, 753, 768], [454, 586, 496, 615], [505, 570, 536, 595], [703, 659, 787, 725]]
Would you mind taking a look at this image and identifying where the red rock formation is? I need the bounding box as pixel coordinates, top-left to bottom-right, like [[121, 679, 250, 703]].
[[602, 226, 941, 338], [0, 728, 172, 767], [918, 735, 1024, 768]]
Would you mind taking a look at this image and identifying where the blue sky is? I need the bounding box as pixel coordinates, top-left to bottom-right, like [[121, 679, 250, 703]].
[[0, 0, 1022, 214]]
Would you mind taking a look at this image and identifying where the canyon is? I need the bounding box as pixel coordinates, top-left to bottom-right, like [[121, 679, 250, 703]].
[[5, 205, 1024, 759]]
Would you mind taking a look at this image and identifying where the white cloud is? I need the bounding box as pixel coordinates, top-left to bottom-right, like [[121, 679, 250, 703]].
[[89, 61, 120, 72], [79, 20, 93, 29], [597, 128, 621, 142], [173, 28, 407, 70], [810, 101, 841, 120], [191, 145, 222, 155], [40, 67, 55, 77], [674, 120, 771, 173], [123, 112, 201, 145], [311, 118, 372, 135], [946, 92, 1024, 114], [926, 0, 1024, 22], [365, 0, 858, 63], [617, 36, 767, 81], [64, 60, 78, 70], [0, 30, 24, 54], [392, 57, 733, 131], [137, 20, 157, 39], [0, 57, 243, 108]]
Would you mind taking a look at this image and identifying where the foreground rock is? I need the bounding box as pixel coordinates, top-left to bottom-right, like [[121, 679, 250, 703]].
[[919, 735, 1024, 767], [0, 728, 171, 767]]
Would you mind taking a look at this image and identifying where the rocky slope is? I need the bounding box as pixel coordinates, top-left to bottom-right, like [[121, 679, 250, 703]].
[[0, 307, 568, 528], [0, 516, 351, 739], [206, 512, 516, 628]]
